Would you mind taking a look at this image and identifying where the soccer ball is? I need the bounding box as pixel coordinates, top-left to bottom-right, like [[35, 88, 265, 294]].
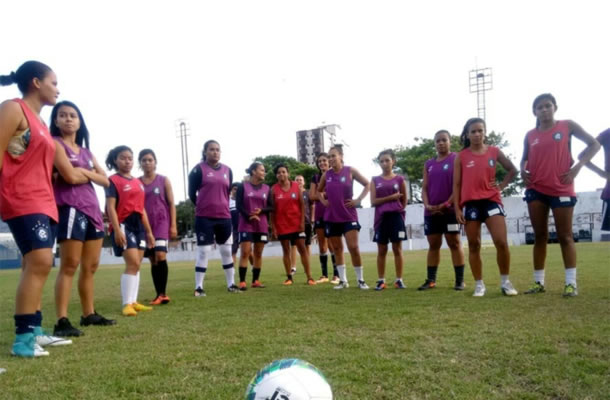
[[245, 358, 333, 400]]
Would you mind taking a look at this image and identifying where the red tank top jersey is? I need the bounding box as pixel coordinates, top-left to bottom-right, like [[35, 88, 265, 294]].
[[459, 145, 502, 207], [525, 120, 575, 197], [0, 99, 58, 222], [108, 174, 145, 231], [272, 181, 302, 235]]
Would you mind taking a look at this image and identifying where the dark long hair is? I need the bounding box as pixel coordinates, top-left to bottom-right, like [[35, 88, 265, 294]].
[[315, 152, 329, 174], [138, 148, 157, 163], [50, 101, 91, 149], [246, 161, 263, 176], [0, 61, 53, 95], [532, 93, 557, 127], [105, 145, 132, 171], [460, 118, 486, 149]]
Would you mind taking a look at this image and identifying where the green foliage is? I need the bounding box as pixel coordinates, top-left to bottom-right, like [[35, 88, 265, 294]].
[[252, 154, 318, 186], [176, 200, 195, 237], [393, 131, 523, 202]]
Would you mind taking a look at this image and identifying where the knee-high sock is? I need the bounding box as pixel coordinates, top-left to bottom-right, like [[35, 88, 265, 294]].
[[151, 262, 161, 296], [195, 245, 212, 288], [320, 253, 328, 277], [219, 243, 235, 287], [132, 271, 141, 304], [158, 259, 169, 294], [121, 274, 138, 306]]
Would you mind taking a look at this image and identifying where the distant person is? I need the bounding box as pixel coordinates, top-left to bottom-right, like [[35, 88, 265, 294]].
[[139, 149, 177, 305], [453, 118, 518, 297], [289, 175, 313, 276], [419, 130, 465, 291], [51, 101, 115, 337], [0, 61, 93, 356], [317, 145, 370, 290], [105, 146, 155, 316], [229, 182, 240, 265], [188, 140, 239, 296], [270, 164, 315, 286], [370, 149, 407, 291], [521, 94, 600, 297], [309, 153, 339, 284], [236, 162, 271, 289], [586, 128, 610, 232]]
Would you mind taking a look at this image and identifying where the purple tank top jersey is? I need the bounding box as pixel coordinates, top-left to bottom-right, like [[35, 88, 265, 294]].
[[372, 175, 405, 230], [424, 153, 456, 216], [141, 174, 170, 239], [238, 181, 270, 233], [196, 162, 231, 218], [324, 166, 358, 223], [599, 129, 610, 200], [53, 140, 104, 231], [312, 174, 326, 221]]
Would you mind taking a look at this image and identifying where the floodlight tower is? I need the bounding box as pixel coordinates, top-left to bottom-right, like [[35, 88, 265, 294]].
[[469, 68, 493, 120], [175, 119, 191, 201]]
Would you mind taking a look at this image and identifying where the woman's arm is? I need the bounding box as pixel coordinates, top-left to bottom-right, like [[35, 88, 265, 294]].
[[188, 164, 202, 205], [54, 144, 89, 185], [566, 120, 601, 184], [346, 167, 370, 208], [84, 154, 110, 187], [369, 177, 402, 206], [520, 134, 531, 186], [105, 196, 125, 247], [164, 177, 178, 239], [0, 101, 21, 171], [453, 154, 464, 224], [141, 209, 155, 248], [496, 150, 518, 191]]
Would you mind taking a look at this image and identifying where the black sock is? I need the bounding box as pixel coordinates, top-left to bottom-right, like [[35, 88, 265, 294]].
[[331, 254, 338, 277], [427, 266, 438, 282], [158, 259, 169, 294], [14, 313, 38, 335], [320, 254, 328, 277], [287, 274, 293, 281], [151, 263, 162, 296], [239, 267, 248, 282], [454, 265, 465, 284], [253, 268, 261, 282]]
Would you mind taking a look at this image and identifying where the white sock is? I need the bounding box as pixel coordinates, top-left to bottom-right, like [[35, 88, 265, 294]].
[[224, 267, 235, 287], [500, 274, 509, 286], [132, 271, 140, 304], [120, 274, 137, 306], [337, 264, 347, 282], [195, 244, 212, 289], [534, 269, 545, 285], [219, 243, 235, 287], [565, 267, 577, 286], [475, 279, 485, 287], [354, 266, 364, 282], [195, 271, 205, 289]]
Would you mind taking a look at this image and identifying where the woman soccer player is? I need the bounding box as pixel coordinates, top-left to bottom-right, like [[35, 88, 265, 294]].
[[229, 182, 240, 265], [51, 101, 115, 337], [289, 175, 313, 276], [0, 61, 93, 356], [236, 162, 271, 290], [317, 145, 370, 290], [139, 149, 177, 305], [453, 118, 518, 297], [188, 140, 239, 296], [419, 130, 466, 291], [105, 146, 155, 316], [521, 94, 600, 297], [310, 153, 339, 284], [586, 129, 610, 232], [370, 149, 407, 291], [270, 164, 315, 285]]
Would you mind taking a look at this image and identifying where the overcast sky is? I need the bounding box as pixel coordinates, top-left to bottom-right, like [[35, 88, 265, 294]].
[[2, 0, 608, 206]]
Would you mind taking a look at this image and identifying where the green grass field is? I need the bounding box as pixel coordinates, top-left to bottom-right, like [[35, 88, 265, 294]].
[[0, 243, 608, 399]]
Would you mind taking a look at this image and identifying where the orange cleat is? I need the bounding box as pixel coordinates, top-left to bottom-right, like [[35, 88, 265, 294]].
[[251, 280, 266, 288]]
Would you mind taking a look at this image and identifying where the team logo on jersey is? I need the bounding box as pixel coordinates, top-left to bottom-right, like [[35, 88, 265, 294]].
[[393, 183, 399, 190], [207, 172, 214, 177], [376, 182, 383, 189], [466, 161, 475, 168], [443, 163, 449, 170], [247, 191, 254, 197], [291, 193, 297, 199], [531, 138, 539, 146], [553, 132, 562, 141], [488, 159, 495, 167], [154, 187, 161, 194], [123, 184, 132, 192], [263, 193, 267, 199], [69, 154, 78, 162], [340, 176, 346, 183], [88, 159, 94, 169], [140, 184, 145, 191], [223, 173, 228, 180], [326, 177, 332, 182]]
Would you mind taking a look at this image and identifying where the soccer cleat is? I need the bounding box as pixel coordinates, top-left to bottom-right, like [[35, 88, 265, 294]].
[[501, 281, 518, 296], [394, 279, 406, 289], [132, 302, 153, 312], [330, 276, 341, 285], [149, 296, 164, 305], [239, 281, 248, 291], [54, 317, 83, 337], [563, 284, 578, 297], [194, 287, 206, 297], [251, 280, 266, 288], [80, 312, 116, 326], [358, 280, 370, 290], [375, 280, 386, 291], [333, 281, 349, 290], [159, 294, 171, 304], [34, 328, 72, 347], [524, 282, 546, 294], [454, 282, 466, 291], [472, 284, 486, 297], [417, 279, 436, 291], [122, 304, 137, 317], [283, 279, 293, 286], [307, 278, 316, 286], [227, 284, 241, 293], [0, 367, 5, 374], [11, 333, 49, 357], [316, 276, 329, 284]]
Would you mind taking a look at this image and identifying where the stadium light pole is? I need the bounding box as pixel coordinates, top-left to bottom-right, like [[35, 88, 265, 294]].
[[175, 119, 190, 201], [469, 67, 493, 121]]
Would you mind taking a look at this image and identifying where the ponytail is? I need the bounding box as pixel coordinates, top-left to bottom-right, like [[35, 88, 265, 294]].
[[105, 145, 132, 171], [0, 61, 52, 95]]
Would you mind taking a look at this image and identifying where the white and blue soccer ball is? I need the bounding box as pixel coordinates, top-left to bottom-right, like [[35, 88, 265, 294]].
[[245, 358, 333, 400]]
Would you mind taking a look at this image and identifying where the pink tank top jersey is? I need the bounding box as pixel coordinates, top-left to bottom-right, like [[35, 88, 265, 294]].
[[424, 153, 456, 216], [459, 146, 502, 207], [238, 181, 270, 233], [0, 99, 58, 221], [323, 166, 358, 223], [372, 175, 405, 230], [525, 120, 575, 197], [195, 162, 231, 219], [141, 174, 170, 239]]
